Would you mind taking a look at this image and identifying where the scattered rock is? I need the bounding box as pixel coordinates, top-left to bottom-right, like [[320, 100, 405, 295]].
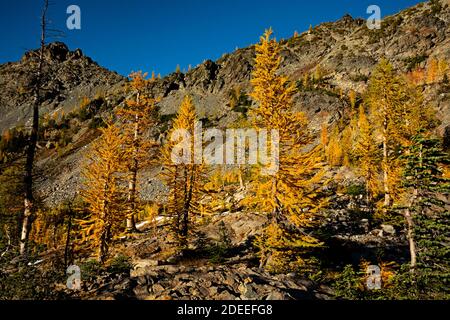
[[239, 283, 258, 300], [216, 290, 238, 300], [151, 283, 165, 295], [381, 224, 396, 236], [266, 290, 288, 300]]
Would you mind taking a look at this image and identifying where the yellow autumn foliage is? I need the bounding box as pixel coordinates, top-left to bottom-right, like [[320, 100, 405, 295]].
[[248, 29, 327, 270], [79, 123, 128, 263], [160, 95, 205, 249]]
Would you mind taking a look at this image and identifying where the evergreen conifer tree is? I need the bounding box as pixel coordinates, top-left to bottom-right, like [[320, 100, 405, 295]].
[[401, 131, 449, 286]]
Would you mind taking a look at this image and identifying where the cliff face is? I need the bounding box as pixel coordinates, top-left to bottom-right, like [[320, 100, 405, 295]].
[[0, 1, 449, 205]]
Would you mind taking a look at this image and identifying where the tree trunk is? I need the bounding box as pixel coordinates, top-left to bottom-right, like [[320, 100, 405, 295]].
[[20, 199, 33, 255], [382, 118, 390, 208], [98, 223, 111, 264], [405, 209, 417, 271], [366, 179, 371, 207], [238, 165, 244, 189], [64, 203, 73, 268], [1, 225, 12, 259], [271, 177, 281, 222], [260, 176, 281, 270], [126, 95, 140, 232], [260, 179, 279, 271], [20, 0, 48, 256], [126, 167, 138, 232]]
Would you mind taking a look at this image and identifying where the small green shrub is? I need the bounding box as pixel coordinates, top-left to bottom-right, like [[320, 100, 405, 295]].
[[107, 255, 132, 275], [80, 259, 104, 281], [208, 221, 232, 264], [403, 55, 428, 71], [349, 73, 369, 83], [159, 113, 176, 123], [346, 184, 365, 196], [332, 265, 364, 299], [88, 117, 106, 129], [232, 105, 249, 115], [77, 107, 91, 122], [0, 256, 68, 300], [430, 0, 443, 14], [58, 131, 72, 147]]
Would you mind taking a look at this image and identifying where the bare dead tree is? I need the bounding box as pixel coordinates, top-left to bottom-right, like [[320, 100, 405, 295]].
[[63, 194, 78, 268], [20, 0, 49, 256], [0, 225, 12, 260]]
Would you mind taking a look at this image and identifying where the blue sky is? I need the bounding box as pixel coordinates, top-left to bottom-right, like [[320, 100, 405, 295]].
[[0, 0, 424, 76]]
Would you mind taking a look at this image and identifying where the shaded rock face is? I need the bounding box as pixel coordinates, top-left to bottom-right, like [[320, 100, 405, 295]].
[[185, 59, 220, 91], [0, 1, 449, 206], [444, 126, 450, 150], [21, 42, 70, 62], [43, 42, 69, 62]]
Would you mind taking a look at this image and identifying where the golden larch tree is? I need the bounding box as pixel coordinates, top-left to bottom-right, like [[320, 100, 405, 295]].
[[314, 65, 324, 84], [80, 123, 128, 263], [160, 96, 205, 250], [438, 59, 448, 80], [349, 90, 357, 109], [366, 59, 407, 208], [366, 60, 435, 210], [426, 57, 438, 84], [116, 71, 159, 232], [302, 73, 309, 88], [406, 67, 425, 86], [354, 105, 379, 204], [326, 126, 343, 166], [341, 125, 354, 167], [397, 82, 436, 146], [249, 29, 326, 271], [320, 122, 328, 154]]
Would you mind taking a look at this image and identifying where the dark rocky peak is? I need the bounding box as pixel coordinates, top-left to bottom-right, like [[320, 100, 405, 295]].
[[332, 13, 366, 29], [147, 71, 186, 98], [21, 42, 86, 65], [184, 59, 220, 90], [323, 13, 362, 30], [340, 13, 354, 23], [22, 42, 67, 62], [43, 42, 69, 61]]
